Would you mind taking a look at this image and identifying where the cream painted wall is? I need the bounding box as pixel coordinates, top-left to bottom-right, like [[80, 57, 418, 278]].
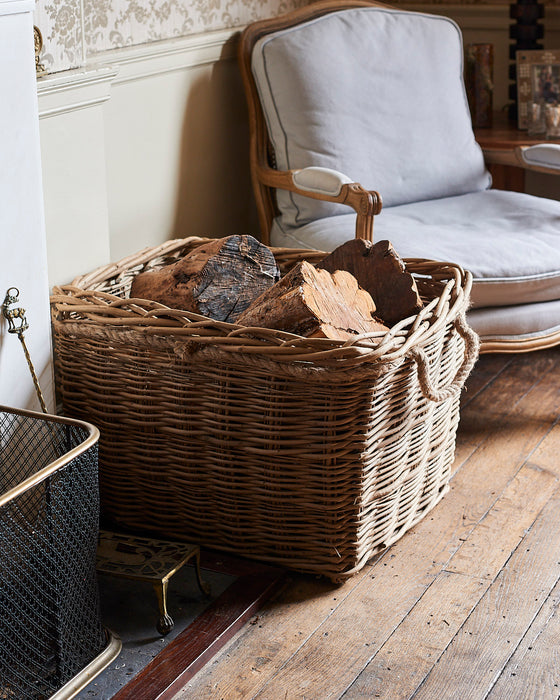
[[36, 3, 560, 289], [37, 28, 260, 284], [101, 42, 257, 262], [38, 68, 114, 283], [34, 0, 307, 285]]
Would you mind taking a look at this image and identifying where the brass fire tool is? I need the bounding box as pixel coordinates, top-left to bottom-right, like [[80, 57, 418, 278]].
[[2, 287, 48, 413]]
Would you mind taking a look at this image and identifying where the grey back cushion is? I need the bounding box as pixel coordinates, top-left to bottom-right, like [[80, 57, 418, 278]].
[[252, 7, 491, 230]]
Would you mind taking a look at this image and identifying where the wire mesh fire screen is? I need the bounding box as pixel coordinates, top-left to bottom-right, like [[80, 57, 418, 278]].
[[0, 406, 107, 699]]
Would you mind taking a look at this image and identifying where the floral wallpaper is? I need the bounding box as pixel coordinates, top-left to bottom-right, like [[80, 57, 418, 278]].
[[33, 0, 560, 74], [36, 0, 82, 72], [33, 0, 309, 73]]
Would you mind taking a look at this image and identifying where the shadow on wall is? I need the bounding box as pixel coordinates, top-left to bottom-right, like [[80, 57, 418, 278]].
[[171, 35, 260, 242]]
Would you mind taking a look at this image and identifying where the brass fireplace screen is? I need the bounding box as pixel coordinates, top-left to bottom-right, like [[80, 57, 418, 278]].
[[0, 407, 107, 699]]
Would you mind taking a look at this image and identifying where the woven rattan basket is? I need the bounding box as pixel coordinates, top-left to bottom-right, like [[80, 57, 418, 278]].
[[51, 236, 479, 581]]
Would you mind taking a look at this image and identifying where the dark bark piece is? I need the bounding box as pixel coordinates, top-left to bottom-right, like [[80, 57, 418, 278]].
[[236, 260, 388, 340], [317, 239, 423, 327], [130, 235, 280, 322]]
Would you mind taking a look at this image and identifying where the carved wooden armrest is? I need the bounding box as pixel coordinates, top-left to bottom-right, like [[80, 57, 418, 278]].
[[257, 165, 382, 242], [514, 144, 560, 175]]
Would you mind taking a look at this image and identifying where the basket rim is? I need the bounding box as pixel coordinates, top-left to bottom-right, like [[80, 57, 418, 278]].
[[50, 236, 473, 367]]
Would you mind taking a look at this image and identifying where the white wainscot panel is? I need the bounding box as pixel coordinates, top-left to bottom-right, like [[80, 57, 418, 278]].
[[38, 67, 115, 286]]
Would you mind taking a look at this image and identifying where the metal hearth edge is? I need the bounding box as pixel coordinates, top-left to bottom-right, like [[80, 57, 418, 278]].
[[50, 629, 122, 700]]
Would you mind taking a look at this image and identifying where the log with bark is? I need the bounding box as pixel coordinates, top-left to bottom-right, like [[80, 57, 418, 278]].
[[317, 239, 423, 327], [130, 235, 280, 322], [236, 260, 388, 340]]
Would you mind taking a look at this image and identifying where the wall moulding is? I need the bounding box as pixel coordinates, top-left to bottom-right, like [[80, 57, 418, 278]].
[[35, 2, 560, 102], [0, 0, 34, 16], [33, 0, 308, 75], [34, 3, 560, 101], [88, 28, 237, 86], [37, 66, 118, 119], [34, 2, 559, 291], [36, 27, 237, 115]]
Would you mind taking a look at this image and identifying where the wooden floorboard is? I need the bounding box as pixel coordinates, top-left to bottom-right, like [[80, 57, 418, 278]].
[[172, 349, 560, 700], [342, 462, 559, 699], [112, 554, 286, 700], [487, 577, 560, 699], [412, 487, 560, 700]]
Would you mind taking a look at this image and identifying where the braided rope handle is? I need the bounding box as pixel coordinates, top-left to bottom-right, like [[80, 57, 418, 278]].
[[408, 314, 480, 403]]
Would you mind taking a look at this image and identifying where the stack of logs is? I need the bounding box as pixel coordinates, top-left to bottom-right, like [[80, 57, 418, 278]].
[[131, 235, 423, 340]]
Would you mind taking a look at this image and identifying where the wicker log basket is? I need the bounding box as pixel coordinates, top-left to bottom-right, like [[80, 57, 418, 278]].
[[50, 236, 479, 582]]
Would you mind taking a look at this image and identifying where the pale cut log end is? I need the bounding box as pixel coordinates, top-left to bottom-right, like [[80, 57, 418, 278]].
[[238, 260, 388, 340], [317, 238, 423, 327]]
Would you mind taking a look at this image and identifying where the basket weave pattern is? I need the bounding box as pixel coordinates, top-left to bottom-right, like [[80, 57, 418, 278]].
[[51, 237, 478, 581]]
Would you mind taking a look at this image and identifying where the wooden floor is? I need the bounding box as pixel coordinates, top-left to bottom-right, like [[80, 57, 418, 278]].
[[173, 348, 560, 700]]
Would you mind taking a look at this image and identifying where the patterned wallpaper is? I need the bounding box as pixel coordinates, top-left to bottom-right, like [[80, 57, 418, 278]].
[[34, 0, 309, 73], [32, 0, 560, 74]]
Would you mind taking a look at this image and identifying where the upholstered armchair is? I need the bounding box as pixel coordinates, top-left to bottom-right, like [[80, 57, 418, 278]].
[[239, 0, 560, 352]]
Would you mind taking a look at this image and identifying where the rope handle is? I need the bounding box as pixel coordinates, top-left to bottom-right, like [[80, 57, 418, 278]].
[[407, 314, 480, 403]]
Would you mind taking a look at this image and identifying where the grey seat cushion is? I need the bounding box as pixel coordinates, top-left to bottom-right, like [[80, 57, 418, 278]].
[[467, 300, 560, 341], [252, 6, 490, 230], [270, 189, 560, 311]]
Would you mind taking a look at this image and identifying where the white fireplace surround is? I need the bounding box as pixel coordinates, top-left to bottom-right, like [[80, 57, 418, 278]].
[[0, 0, 54, 411]]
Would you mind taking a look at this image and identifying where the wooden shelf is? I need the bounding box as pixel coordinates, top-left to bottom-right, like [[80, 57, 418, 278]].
[[474, 111, 560, 191]]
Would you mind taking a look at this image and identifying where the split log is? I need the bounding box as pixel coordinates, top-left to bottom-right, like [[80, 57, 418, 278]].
[[130, 235, 280, 322], [317, 239, 423, 327], [236, 260, 388, 340]]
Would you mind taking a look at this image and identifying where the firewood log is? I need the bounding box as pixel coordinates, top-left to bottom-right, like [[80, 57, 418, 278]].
[[130, 235, 280, 322], [317, 239, 423, 327], [236, 260, 388, 340]]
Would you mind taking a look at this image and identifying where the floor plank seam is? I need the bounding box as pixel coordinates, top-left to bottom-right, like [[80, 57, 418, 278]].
[[523, 415, 560, 475], [452, 355, 560, 481], [482, 576, 560, 699], [411, 495, 560, 700], [485, 588, 560, 698], [341, 456, 560, 698], [459, 356, 515, 410], [447, 414, 560, 568], [335, 566, 466, 699], [247, 553, 440, 700], [242, 562, 381, 700], [175, 350, 560, 700]]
